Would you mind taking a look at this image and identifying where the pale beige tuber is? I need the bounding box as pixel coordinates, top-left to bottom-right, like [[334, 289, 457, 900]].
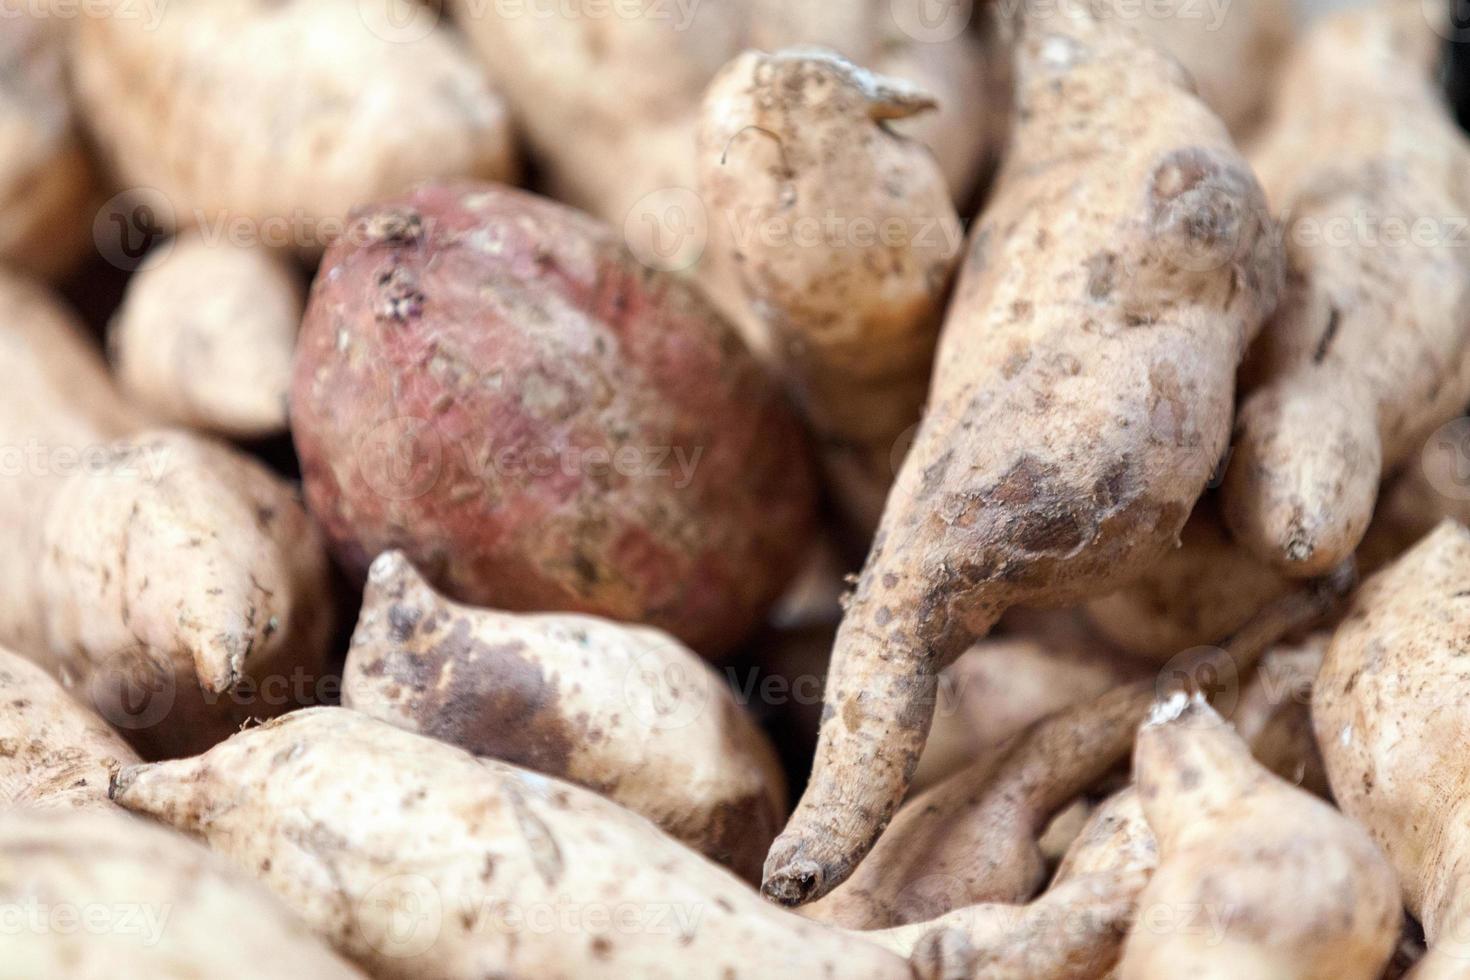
[[343, 550, 787, 882], [110, 233, 303, 439]]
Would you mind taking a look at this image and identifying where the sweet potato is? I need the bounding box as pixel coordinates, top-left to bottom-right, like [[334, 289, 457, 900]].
[[291, 182, 817, 657], [0, 270, 334, 757], [343, 550, 786, 881], [876, 788, 1157, 980], [0, 809, 367, 979], [1085, 498, 1292, 661], [764, 8, 1284, 904], [1059, 0, 1292, 137], [112, 707, 913, 980], [71, 0, 516, 245], [1313, 520, 1470, 975], [0, 646, 139, 810], [912, 610, 1150, 792], [451, 0, 993, 224], [0, 11, 95, 280], [109, 233, 302, 439], [1222, 6, 1470, 575], [697, 49, 963, 531], [801, 574, 1343, 928], [1119, 695, 1399, 979]]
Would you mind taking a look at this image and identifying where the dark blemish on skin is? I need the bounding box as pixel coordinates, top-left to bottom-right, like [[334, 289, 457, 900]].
[[1313, 305, 1341, 364], [387, 605, 421, 642], [416, 622, 579, 775], [591, 936, 614, 960]]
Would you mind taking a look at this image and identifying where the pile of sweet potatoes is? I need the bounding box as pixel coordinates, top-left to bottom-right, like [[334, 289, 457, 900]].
[[3, 1, 1469, 977]]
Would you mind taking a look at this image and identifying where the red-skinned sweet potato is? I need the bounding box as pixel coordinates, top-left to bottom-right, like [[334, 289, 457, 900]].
[[291, 182, 818, 657]]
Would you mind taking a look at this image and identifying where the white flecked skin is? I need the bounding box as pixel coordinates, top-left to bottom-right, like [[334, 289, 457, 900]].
[[0, 271, 334, 759], [0, 647, 140, 811], [1120, 697, 1400, 980], [0, 11, 95, 280], [71, 0, 516, 244], [343, 550, 787, 882], [0, 809, 367, 980], [1313, 521, 1470, 975], [697, 49, 963, 532], [1223, 5, 1470, 576], [112, 708, 912, 980], [111, 233, 302, 439], [765, 8, 1284, 907]]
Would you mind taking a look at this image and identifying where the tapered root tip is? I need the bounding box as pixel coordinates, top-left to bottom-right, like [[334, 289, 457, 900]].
[[760, 853, 824, 907], [108, 763, 150, 802]]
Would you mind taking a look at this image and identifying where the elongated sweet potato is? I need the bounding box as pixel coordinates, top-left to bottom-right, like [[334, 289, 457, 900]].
[[72, 0, 516, 245], [343, 550, 786, 880], [764, 8, 1283, 905], [291, 181, 817, 658], [1119, 695, 1399, 979], [110, 233, 302, 439], [1222, 6, 1470, 575], [697, 49, 963, 531], [0, 646, 139, 810], [0, 809, 367, 979], [801, 573, 1343, 927], [112, 707, 913, 980], [0, 270, 334, 758], [913, 610, 1150, 791], [873, 788, 1157, 980], [1313, 520, 1470, 975]]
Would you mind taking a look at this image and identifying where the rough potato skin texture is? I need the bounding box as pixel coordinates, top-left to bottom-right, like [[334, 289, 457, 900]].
[[111, 233, 302, 439], [0, 14, 95, 280], [0, 270, 334, 759], [292, 181, 817, 658], [0, 809, 367, 980], [112, 708, 912, 980], [1120, 696, 1399, 980], [0, 647, 139, 810], [1313, 521, 1470, 971], [698, 49, 963, 532], [343, 551, 787, 881], [1222, 7, 1470, 576], [764, 11, 1283, 905], [71, 0, 516, 242]]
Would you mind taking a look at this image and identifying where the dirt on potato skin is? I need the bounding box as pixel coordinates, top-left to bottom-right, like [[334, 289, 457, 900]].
[[292, 182, 818, 659]]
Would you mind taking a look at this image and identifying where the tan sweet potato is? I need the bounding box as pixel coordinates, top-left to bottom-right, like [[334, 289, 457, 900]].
[[72, 0, 516, 246], [0, 11, 95, 280], [912, 610, 1150, 792], [764, 8, 1283, 904], [800, 574, 1343, 928], [112, 707, 913, 980], [343, 550, 786, 881], [0, 270, 334, 758], [110, 233, 302, 439], [1222, 6, 1470, 576], [1058, 0, 1292, 138], [0, 646, 139, 810], [1085, 498, 1293, 661], [697, 49, 963, 531], [1313, 520, 1470, 975], [874, 788, 1158, 980], [1119, 695, 1399, 980], [0, 809, 367, 979], [451, 0, 994, 225], [291, 182, 817, 658]]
